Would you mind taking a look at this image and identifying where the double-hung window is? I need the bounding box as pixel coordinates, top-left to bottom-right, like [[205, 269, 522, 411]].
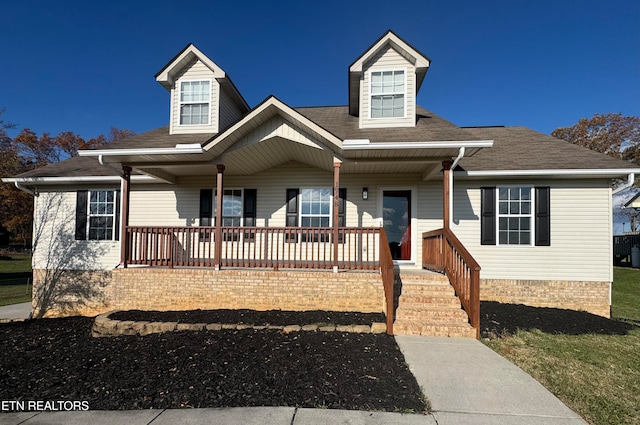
[[300, 188, 331, 227], [218, 189, 243, 226], [179, 80, 210, 125], [370, 70, 405, 118], [497, 187, 532, 245], [75, 190, 119, 241]]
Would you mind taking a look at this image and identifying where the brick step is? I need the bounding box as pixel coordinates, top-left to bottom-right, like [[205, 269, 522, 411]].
[[395, 306, 469, 322], [395, 272, 449, 283], [398, 283, 457, 296], [394, 319, 477, 338], [398, 294, 462, 307]]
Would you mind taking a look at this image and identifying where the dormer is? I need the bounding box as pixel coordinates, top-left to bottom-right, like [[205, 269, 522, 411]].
[[349, 30, 430, 129], [155, 44, 250, 135]]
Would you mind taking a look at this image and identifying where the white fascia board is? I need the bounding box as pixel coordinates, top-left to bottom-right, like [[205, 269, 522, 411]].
[[2, 175, 156, 184], [78, 146, 204, 157], [342, 140, 493, 151], [459, 169, 640, 178]]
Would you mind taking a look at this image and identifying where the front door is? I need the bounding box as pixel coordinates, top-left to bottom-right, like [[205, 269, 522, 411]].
[[382, 190, 411, 260]]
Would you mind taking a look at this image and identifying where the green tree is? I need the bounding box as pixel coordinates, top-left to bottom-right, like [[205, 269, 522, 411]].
[[551, 113, 640, 164]]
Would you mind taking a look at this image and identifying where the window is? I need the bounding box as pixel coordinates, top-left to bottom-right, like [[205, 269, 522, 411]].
[[481, 187, 550, 246], [370, 70, 405, 118], [497, 187, 532, 245], [75, 190, 119, 241], [179, 80, 210, 125], [217, 189, 243, 226], [300, 188, 331, 227]]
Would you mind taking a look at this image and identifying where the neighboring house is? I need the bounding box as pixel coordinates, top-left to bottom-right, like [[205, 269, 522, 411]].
[[4, 31, 638, 336]]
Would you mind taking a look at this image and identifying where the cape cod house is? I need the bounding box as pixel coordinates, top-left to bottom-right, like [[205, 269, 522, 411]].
[[5, 31, 638, 338]]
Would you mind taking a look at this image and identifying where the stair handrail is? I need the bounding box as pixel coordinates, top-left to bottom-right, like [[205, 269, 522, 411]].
[[422, 228, 481, 339], [379, 228, 395, 335]]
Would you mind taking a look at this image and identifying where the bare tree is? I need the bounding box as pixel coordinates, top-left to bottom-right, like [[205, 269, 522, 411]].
[[30, 193, 109, 319]]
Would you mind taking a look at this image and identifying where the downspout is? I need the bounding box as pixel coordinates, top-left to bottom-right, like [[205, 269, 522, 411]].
[[98, 154, 123, 176], [612, 172, 635, 195], [448, 147, 465, 228], [14, 181, 38, 197]]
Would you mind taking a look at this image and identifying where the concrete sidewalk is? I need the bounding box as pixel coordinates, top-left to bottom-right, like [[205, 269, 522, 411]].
[[0, 306, 586, 424], [0, 302, 31, 320], [396, 336, 587, 425]]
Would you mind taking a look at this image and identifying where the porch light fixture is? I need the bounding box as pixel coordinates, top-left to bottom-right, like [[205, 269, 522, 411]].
[[362, 187, 368, 200]]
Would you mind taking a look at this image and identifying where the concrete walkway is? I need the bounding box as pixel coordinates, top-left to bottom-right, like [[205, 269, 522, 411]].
[[0, 302, 31, 320], [0, 303, 586, 424]]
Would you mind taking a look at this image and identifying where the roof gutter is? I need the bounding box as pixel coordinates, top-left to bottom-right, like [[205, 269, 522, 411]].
[[613, 172, 636, 195], [14, 181, 38, 197], [342, 140, 493, 150], [459, 169, 640, 178], [2, 175, 155, 185], [78, 144, 204, 157]]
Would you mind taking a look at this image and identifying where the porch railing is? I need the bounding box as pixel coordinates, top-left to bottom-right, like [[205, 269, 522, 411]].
[[125, 226, 381, 271], [422, 228, 481, 339]]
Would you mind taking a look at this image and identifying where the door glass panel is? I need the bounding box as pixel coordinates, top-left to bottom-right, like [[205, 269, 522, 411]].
[[383, 190, 411, 260]]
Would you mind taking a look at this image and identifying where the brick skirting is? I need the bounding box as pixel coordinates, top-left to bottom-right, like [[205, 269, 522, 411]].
[[480, 278, 611, 318], [32, 268, 385, 318]]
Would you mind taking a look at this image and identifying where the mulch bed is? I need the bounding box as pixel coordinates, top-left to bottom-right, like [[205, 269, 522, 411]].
[[110, 309, 385, 326], [481, 301, 636, 337], [0, 315, 426, 412]]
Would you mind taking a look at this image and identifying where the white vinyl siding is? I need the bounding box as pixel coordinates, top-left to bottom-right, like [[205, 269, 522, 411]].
[[32, 189, 119, 270], [360, 46, 416, 129], [170, 59, 219, 134], [218, 86, 245, 131], [452, 180, 612, 282]]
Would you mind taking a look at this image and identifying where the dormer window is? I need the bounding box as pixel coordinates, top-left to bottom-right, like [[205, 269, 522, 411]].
[[180, 80, 211, 125], [370, 70, 405, 118]]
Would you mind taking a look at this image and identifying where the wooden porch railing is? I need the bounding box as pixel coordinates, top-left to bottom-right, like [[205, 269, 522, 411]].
[[422, 228, 481, 339], [126, 226, 381, 271], [379, 228, 395, 335]]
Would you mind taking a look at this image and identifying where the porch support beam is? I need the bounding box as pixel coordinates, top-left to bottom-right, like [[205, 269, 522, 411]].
[[442, 160, 452, 229], [214, 164, 225, 270], [333, 158, 341, 272], [120, 166, 132, 268]]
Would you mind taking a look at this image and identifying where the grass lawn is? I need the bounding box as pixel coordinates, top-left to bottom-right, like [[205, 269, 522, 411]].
[[0, 252, 32, 306], [484, 267, 640, 425]]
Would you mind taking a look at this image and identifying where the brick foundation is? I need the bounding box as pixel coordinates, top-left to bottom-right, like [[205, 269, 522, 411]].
[[33, 268, 385, 318], [480, 278, 611, 318]]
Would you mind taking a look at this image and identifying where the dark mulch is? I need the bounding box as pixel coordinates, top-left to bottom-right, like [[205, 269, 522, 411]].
[[0, 316, 426, 412], [110, 309, 385, 326], [481, 301, 636, 337]]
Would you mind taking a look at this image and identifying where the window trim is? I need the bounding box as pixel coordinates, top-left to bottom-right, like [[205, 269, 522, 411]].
[[178, 78, 212, 126], [368, 68, 407, 119], [75, 189, 119, 242], [298, 187, 333, 228], [495, 185, 534, 247], [215, 188, 244, 227]]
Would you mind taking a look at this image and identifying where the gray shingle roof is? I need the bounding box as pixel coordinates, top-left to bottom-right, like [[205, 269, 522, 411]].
[[15, 156, 120, 178], [96, 126, 216, 150], [295, 105, 481, 143], [459, 126, 635, 171]]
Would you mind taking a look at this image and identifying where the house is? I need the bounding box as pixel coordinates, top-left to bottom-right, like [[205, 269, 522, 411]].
[[4, 31, 638, 337]]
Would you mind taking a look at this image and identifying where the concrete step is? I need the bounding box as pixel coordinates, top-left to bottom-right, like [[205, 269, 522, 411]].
[[394, 319, 477, 338], [395, 306, 469, 322]]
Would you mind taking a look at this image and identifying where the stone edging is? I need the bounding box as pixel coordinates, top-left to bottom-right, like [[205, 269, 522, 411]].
[[92, 311, 388, 337]]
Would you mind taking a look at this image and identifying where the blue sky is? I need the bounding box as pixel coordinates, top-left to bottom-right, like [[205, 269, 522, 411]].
[[1, 0, 638, 140]]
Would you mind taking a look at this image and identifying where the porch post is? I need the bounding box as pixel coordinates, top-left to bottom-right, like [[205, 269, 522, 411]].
[[214, 164, 225, 270], [120, 166, 131, 268], [442, 160, 452, 229], [333, 159, 341, 272]]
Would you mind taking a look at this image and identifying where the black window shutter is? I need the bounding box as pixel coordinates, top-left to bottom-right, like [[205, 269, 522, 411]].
[[535, 187, 551, 246], [75, 190, 88, 240], [338, 188, 347, 227], [200, 189, 213, 226], [286, 188, 299, 227], [243, 189, 257, 226], [114, 190, 120, 241], [480, 187, 496, 245]]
